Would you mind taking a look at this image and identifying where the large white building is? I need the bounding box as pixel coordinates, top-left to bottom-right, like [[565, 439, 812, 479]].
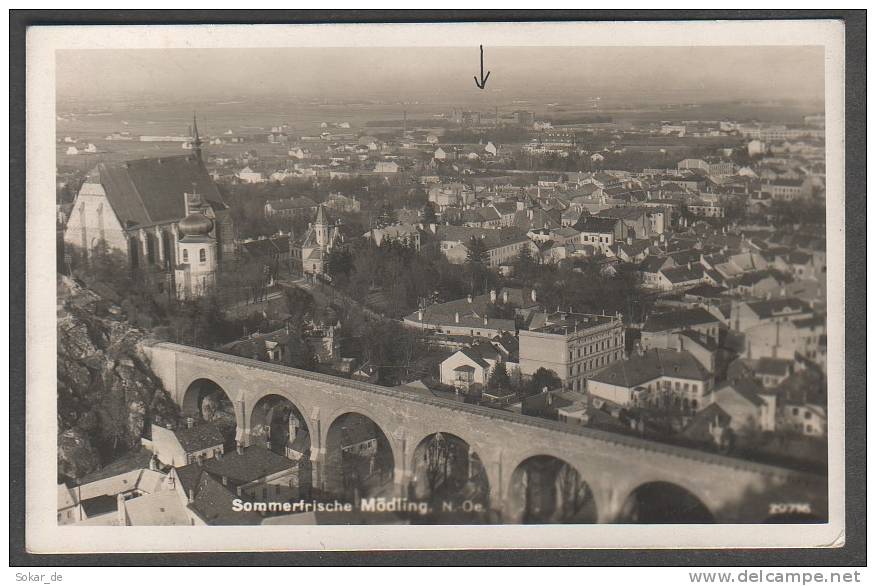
[[519, 311, 625, 393]]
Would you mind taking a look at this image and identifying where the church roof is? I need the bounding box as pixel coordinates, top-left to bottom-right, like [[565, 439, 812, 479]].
[[96, 155, 226, 229], [314, 204, 329, 226]]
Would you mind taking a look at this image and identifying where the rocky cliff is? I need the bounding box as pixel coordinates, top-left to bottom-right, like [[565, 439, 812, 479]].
[[57, 276, 179, 482]]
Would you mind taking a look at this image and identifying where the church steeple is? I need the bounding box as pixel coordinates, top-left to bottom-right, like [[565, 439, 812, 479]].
[[191, 113, 203, 162]]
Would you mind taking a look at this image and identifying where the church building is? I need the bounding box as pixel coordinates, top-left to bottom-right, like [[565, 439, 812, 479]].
[[62, 115, 234, 297], [291, 204, 342, 276]]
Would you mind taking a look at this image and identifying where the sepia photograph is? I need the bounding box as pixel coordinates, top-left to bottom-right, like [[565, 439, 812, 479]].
[[20, 17, 852, 554]]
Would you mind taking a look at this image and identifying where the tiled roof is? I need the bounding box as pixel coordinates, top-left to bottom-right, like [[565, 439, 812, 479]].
[[736, 270, 786, 287], [661, 264, 705, 283], [746, 298, 809, 319], [589, 348, 711, 388], [683, 403, 732, 442], [201, 446, 296, 484], [574, 216, 620, 234], [458, 342, 501, 368], [240, 237, 287, 258], [76, 447, 155, 486], [512, 208, 562, 231], [710, 378, 766, 407], [492, 202, 518, 215], [638, 255, 671, 274], [189, 472, 262, 525], [124, 491, 192, 526], [596, 206, 650, 221], [404, 288, 531, 332], [81, 494, 118, 517], [684, 284, 727, 298], [173, 423, 225, 453], [435, 225, 530, 249], [96, 155, 226, 228], [678, 329, 718, 352]]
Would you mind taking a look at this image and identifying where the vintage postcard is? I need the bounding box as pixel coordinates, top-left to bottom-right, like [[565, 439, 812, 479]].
[[25, 19, 846, 552]]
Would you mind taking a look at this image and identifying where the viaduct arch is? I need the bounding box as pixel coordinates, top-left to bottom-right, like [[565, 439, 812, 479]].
[[147, 342, 828, 524]]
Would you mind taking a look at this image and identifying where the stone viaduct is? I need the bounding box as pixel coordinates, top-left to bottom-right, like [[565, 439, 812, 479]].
[[144, 342, 828, 523]]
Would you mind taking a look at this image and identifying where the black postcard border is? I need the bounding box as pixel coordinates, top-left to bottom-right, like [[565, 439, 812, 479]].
[[8, 9, 866, 567]]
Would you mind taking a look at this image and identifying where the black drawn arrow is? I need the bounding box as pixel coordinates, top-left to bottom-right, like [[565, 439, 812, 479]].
[[473, 45, 491, 89]]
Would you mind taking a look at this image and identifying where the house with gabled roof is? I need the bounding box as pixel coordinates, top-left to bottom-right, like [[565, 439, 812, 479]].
[[199, 444, 301, 502], [587, 348, 713, 412], [641, 307, 722, 350], [439, 342, 503, 393], [574, 216, 628, 253], [704, 378, 774, 432], [656, 263, 707, 291], [731, 297, 813, 333], [147, 421, 225, 468]]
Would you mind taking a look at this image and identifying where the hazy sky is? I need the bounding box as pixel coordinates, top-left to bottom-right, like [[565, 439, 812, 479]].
[[56, 46, 825, 105]]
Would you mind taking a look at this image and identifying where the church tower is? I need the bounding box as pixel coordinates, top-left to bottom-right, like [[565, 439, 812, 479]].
[[313, 203, 330, 248], [191, 113, 203, 163], [174, 192, 217, 300]]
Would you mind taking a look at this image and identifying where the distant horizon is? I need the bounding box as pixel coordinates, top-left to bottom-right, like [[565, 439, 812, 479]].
[[56, 46, 826, 108]]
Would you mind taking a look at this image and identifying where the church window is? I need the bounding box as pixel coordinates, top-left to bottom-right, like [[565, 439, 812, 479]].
[[199, 249, 206, 263]]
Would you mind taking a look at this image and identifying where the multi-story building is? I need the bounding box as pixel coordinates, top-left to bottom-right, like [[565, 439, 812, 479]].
[[587, 348, 713, 412], [575, 216, 628, 254], [519, 311, 625, 393], [365, 223, 422, 250], [435, 226, 534, 268], [428, 183, 475, 211], [687, 200, 726, 218]]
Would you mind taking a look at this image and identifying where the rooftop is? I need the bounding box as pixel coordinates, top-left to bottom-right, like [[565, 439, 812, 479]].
[[643, 308, 720, 333], [201, 445, 296, 484], [574, 216, 621, 234], [172, 422, 226, 453], [94, 155, 226, 229], [435, 225, 531, 249], [528, 311, 618, 336], [589, 348, 711, 388]]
